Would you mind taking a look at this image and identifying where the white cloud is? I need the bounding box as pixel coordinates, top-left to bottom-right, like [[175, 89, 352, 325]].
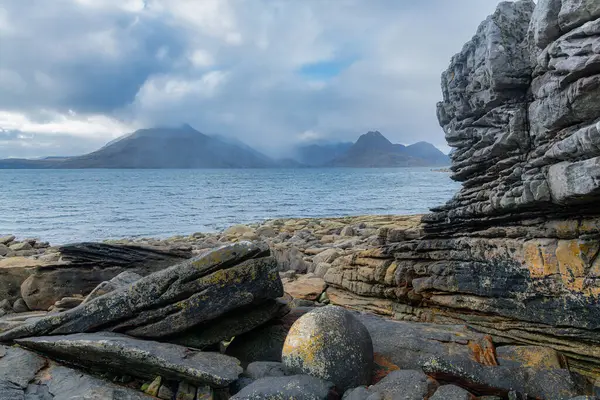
[[0, 0, 509, 158]]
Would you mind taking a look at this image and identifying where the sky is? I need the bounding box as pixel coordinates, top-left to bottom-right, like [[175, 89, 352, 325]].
[[0, 0, 510, 159]]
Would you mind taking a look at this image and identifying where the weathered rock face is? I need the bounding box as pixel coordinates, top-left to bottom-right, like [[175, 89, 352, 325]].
[[0, 242, 283, 343], [323, 0, 600, 378]]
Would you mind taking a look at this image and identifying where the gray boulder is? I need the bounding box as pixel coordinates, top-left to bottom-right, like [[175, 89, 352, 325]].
[[282, 305, 373, 392], [0, 242, 283, 340], [231, 375, 336, 400], [16, 332, 243, 387]]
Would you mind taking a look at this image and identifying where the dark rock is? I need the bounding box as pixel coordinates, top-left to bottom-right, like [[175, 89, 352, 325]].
[[12, 298, 28, 313], [244, 362, 286, 380], [422, 356, 580, 398], [230, 377, 255, 395], [230, 375, 336, 400], [169, 299, 289, 349], [430, 385, 474, 400], [226, 307, 313, 364], [0, 242, 283, 340], [16, 332, 243, 387], [158, 383, 175, 400], [282, 305, 373, 392]]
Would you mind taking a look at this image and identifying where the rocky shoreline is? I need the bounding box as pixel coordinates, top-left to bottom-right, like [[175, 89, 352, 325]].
[[1, 0, 600, 398], [0, 214, 597, 398]]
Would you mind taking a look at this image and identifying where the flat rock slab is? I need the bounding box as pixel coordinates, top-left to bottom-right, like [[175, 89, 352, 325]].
[[356, 313, 498, 370], [0, 242, 283, 341], [282, 275, 327, 300], [16, 332, 243, 387]]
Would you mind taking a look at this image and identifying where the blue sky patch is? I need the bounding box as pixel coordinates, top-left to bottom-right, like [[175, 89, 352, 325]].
[[297, 58, 356, 80]]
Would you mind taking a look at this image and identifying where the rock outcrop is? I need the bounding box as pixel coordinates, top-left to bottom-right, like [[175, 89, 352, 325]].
[[322, 0, 600, 379], [0, 242, 283, 342]]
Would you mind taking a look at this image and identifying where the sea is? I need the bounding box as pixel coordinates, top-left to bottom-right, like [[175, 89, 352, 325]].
[[0, 168, 460, 245]]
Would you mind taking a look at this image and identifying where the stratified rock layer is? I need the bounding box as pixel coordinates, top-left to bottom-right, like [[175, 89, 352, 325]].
[[324, 0, 600, 378], [0, 242, 283, 342]]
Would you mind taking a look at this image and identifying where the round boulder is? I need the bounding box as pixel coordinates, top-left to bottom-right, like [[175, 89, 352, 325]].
[[282, 305, 373, 392]]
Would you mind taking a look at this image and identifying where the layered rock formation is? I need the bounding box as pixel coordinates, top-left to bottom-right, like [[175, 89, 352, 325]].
[[323, 0, 600, 378]]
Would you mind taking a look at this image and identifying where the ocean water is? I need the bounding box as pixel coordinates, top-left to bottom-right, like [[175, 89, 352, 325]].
[[0, 168, 460, 245]]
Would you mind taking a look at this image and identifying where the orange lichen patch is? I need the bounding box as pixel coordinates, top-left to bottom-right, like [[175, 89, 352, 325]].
[[523, 241, 559, 278], [371, 353, 400, 384], [384, 262, 398, 285], [468, 335, 498, 366], [282, 317, 325, 368], [556, 240, 590, 291]]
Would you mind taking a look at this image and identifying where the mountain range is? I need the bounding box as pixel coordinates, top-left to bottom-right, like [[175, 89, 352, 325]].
[[0, 126, 449, 168]]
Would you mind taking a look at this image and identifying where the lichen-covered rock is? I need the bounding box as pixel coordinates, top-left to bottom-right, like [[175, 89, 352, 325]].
[[282, 306, 373, 392], [16, 332, 243, 387], [230, 375, 336, 400], [0, 242, 283, 341], [359, 370, 438, 400], [282, 275, 327, 301]]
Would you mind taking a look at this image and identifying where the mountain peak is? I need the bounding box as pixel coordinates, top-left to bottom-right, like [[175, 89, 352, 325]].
[[354, 130, 393, 151]]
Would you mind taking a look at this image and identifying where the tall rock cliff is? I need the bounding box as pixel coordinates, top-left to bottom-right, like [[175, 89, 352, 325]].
[[324, 0, 600, 377]]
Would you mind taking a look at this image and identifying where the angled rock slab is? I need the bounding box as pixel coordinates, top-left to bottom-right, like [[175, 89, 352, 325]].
[[16, 332, 243, 388], [0, 242, 283, 341]]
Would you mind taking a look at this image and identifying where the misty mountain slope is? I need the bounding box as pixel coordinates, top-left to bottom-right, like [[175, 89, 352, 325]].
[[294, 142, 353, 166], [57, 125, 276, 168], [329, 131, 449, 167]]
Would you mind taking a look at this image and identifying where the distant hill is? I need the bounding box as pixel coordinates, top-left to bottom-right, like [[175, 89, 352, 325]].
[[294, 142, 353, 166], [328, 131, 449, 167], [0, 127, 448, 169], [0, 125, 276, 169]]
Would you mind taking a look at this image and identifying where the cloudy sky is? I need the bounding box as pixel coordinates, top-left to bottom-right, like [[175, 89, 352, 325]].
[[0, 0, 507, 159]]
